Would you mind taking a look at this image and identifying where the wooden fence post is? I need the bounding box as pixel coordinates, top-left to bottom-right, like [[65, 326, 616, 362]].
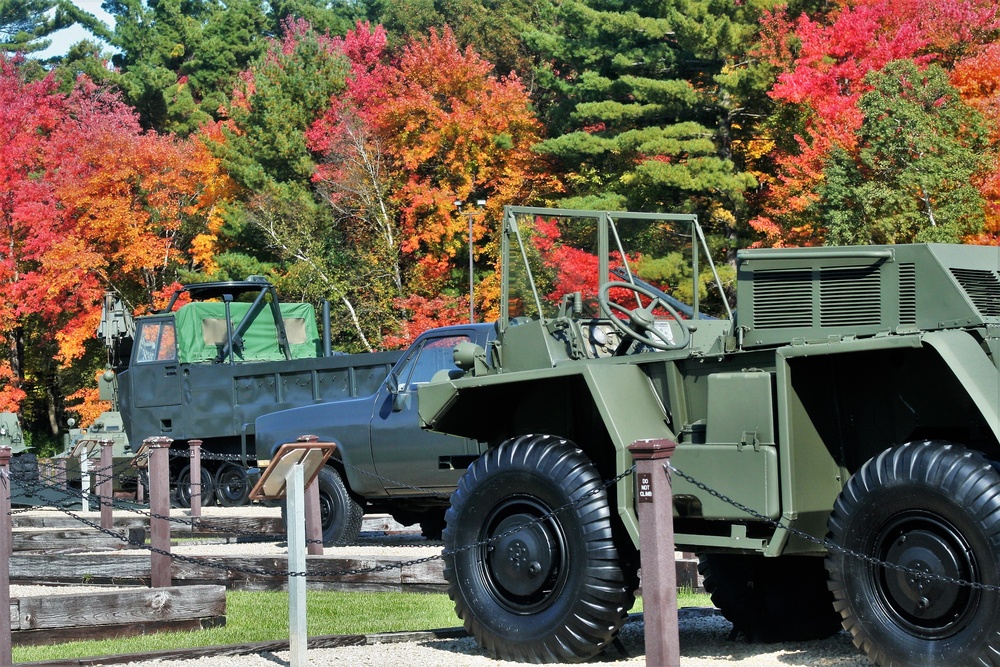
[[147, 437, 173, 588], [297, 435, 324, 556], [1, 446, 13, 666], [189, 440, 202, 519], [628, 438, 680, 667], [100, 439, 114, 531]]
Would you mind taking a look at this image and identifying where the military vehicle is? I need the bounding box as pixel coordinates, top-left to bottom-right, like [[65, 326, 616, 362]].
[[254, 322, 495, 544], [0, 411, 41, 503], [417, 206, 1000, 666], [111, 278, 402, 507]]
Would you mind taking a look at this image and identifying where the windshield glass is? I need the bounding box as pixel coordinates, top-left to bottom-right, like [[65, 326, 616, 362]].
[[502, 208, 733, 325]]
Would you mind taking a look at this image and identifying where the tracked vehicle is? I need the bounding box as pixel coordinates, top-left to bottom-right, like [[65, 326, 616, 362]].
[[418, 206, 1000, 665]]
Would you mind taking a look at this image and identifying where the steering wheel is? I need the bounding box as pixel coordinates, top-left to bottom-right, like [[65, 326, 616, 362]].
[[598, 281, 692, 351]]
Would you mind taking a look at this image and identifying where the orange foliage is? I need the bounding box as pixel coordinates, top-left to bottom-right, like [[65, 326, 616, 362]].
[[64, 380, 109, 428], [361, 27, 556, 295], [0, 362, 26, 413]]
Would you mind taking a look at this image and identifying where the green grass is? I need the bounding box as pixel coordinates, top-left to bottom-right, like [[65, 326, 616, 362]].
[[14, 589, 712, 663]]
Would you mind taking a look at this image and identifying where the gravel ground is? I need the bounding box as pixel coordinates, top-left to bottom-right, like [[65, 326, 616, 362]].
[[12, 506, 873, 667], [101, 614, 870, 667]]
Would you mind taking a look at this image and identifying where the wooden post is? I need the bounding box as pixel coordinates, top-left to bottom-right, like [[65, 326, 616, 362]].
[[189, 440, 202, 519], [136, 468, 145, 504], [0, 446, 12, 667], [297, 435, 324, 555], [147, 437, 173, 588], [100, 439, 114, 530], [627, 438, 680, 667]]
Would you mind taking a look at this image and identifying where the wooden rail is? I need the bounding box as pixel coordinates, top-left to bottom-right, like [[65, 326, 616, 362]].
[[10, 585, 226, 646]]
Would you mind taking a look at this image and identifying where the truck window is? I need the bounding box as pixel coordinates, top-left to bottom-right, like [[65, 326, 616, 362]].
[[135, 321, 177, 363], [397, 335, 469, 390]]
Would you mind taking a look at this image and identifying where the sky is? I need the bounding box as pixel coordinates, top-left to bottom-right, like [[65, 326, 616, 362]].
[[37, 0, 115, 58]]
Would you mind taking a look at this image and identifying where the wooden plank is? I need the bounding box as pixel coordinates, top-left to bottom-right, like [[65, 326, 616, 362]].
[[12, 617, 225, 647], [12, 516, 146, 530], [13, 529, 145, 553], [16, 585, 226, 631], [9, 554, 449, 590]]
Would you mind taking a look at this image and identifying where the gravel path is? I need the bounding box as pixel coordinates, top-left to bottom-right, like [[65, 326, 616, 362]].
[[102, 614, 870, 667]]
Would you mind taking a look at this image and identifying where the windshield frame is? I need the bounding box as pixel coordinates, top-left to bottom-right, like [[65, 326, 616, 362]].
[[499, 206, 734, 335]]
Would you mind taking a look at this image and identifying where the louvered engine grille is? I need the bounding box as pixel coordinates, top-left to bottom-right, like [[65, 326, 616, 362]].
[[951, 268, 1000, 317], [898, 263, 916, 324], [819, 266, 882, 326], [752, 270, 813, 329]]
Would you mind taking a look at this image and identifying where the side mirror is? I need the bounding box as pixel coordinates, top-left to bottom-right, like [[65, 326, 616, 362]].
[[392, 391, 411, 413]]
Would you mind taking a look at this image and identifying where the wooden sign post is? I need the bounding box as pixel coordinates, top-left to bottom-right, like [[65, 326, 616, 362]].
[[249, 438, 337, 667]]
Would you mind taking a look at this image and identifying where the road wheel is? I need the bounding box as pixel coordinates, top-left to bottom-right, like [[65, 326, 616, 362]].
[[282, 465, 364, 546], [699, 552, 840, 642], [174, 464, 216, 508], [443, 434, 633, 663], [827, 441, 1000, 666], [214, 462, 250, 506]]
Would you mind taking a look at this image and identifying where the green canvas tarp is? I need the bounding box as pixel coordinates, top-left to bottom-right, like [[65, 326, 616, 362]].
[[173, 301, 322, 364]]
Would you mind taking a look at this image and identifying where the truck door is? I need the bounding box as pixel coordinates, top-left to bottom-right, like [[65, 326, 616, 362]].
[[130, 318, 182, 408], [370, 332, 481, 494]]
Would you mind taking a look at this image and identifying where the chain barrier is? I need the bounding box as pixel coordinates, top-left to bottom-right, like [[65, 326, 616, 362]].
[[10, 473, 287, 543], [666, 462, 1000, 594], [17, 446, 1000, 590], [5, 460, 636, 580], [168, 448, 247, 463]]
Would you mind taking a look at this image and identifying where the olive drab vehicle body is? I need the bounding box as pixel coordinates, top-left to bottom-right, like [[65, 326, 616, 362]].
[[417, 206, 1000, 665]]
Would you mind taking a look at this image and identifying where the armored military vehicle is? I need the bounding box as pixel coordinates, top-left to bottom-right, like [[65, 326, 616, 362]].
[[418, 206, 1000, 666], [0, 411, 40, 503]]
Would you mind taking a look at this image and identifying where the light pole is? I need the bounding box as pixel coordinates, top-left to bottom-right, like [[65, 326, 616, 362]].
[[455, 198, 486, 323]]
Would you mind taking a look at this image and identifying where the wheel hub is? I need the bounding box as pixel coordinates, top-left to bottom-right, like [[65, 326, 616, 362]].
[[489, 514, 556, 598], [876, 514, 978, 637]]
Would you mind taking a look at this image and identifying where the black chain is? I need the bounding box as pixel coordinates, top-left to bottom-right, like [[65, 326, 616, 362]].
[[10, 464, 635, 579], [666, 462, 1000, 594], [168, 449, 248, 463]]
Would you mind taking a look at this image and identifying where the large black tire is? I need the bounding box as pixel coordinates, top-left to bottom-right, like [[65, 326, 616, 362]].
[[214, 462, 251, 506], [827, 441, 1000, 666], [174, 464, 216, 508], [419, 509, 447, 541], [443, 434, 633, 663], [282, 465, 364, 546], [698, 552, 841, 642]]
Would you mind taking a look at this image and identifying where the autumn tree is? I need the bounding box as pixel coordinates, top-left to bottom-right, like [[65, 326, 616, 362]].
[[209, 18, 388, 350], [0, 55, 233, 447], [368, 0, 556, 80], [821, 61, 988, 244], [752, 0, 1000, 246], [307, 25, 556, 344]]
